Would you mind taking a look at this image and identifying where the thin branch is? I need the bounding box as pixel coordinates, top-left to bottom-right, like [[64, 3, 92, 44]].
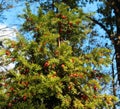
[[87, 16, 111, 38]]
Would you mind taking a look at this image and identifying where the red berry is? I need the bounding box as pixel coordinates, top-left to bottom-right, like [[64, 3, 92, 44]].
[[23, 96, 27, 101], [73, 73, 78, 77], [6, 50, 11, 56], [8, 102, 12, 107], [12, 58, 15, 62], [81, 94, 88, 100], [44, 61, 49, 67], [25, 69, 29, 73], [93, 85, 97, 91], [10, 87, 14, 91], [61, 64, 65, 68], [61, 15, 67, 19]]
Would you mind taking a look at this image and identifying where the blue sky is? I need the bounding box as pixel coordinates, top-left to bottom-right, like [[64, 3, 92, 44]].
[[2, 1, 39, 27]]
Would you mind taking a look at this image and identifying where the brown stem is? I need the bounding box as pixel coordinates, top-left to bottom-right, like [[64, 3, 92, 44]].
[[57, 36, 61, 47]]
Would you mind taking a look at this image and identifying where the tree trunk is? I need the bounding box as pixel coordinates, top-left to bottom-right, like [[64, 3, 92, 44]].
[[113, 0, 120, 85], [115, 42, 120, 85]]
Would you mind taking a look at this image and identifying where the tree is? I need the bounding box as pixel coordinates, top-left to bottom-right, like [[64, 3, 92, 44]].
[[0, 2, 118, 109], [82, 0, 120, 86], [79, 0, 120, 108], [79, 1, 120, 107]]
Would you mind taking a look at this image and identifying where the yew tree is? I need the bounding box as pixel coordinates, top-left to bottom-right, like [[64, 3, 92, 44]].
[[0, 2, 118, 109]]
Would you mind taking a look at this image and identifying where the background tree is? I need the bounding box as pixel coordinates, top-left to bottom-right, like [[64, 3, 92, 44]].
[[81, 0, 120, 108], [79, 0, 120, 107], [83, 0, 120, 85]]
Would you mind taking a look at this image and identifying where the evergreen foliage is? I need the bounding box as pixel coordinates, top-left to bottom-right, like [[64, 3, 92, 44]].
[[0, 2, 118, 109]]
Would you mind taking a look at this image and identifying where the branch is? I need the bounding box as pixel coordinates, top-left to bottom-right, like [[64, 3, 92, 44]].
[[87, 16, 111, 37]]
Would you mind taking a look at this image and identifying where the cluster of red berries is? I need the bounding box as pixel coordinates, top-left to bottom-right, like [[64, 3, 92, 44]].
[[69, 73, 83, 78]]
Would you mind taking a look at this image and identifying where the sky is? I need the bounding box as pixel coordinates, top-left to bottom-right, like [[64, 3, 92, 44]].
[[0, 24, 16, 72], [0, 24, 16, 41]]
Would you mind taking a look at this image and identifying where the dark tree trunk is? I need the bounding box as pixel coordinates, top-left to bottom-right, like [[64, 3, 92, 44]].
[[114, 42, 120, 85], [112, 0, 120, 85]]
